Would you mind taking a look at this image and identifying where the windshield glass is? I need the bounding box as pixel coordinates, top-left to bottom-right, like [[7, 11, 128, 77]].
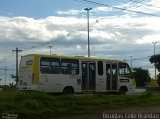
[[118, 63, 133, 78]]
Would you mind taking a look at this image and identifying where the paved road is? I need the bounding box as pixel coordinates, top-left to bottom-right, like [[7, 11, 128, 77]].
[[126, 88, 146, 95], [135, 88, 146, 93], [56, 106, 160, 119]]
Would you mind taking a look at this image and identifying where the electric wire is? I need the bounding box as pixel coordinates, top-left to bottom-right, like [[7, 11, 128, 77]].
[[74, 0, 160, 16], [0, 53, 14, 65], [128, 0, 160, 9], [110, 0, 146, 16]]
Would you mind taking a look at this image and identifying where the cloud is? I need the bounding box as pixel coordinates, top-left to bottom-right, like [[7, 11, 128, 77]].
[[55, 7, 112, 16], [1, 1, 160, 79], [0, 15, 158, 56], [56, 9, 83, 15], [0, 17, 54, 42], [94, 6, 112, 12], [137, 34, 160, 44]]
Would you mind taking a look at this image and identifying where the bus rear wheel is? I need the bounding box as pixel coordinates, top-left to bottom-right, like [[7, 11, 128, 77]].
[[63, 87, 74, 94]]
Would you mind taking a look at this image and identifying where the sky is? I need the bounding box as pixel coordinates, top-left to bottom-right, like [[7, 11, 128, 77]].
[[0, 0, 160, 84]]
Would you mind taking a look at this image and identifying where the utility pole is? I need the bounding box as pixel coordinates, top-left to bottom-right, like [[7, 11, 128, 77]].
[[48, 45, 53, 55], [130, 56, 133, 69], [84, 8, 92, 58], [0, 67, 8, 85], [12, 47, 22, 85], [152, 42, 157, 80], [4, 67, 7, 85]]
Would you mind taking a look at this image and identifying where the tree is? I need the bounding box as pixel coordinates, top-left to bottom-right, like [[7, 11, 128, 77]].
[[150, 54, 160, 71], [11, 74, 16, 79], [133, 68, 151, 87], [149, 54, 160, 85]]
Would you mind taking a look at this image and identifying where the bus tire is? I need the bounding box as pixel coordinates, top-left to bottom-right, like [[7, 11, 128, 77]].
[[119, 86, 128, 95], [63, 86, 74, 94]]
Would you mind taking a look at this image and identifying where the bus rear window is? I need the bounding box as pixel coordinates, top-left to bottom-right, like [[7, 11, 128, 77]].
[[40, 57, 60, 74]]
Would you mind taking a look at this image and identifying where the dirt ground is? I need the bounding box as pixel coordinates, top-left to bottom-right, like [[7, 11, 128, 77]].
[[56, 106, 160, 119]]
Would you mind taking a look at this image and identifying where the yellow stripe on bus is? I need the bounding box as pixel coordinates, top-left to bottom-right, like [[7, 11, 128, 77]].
[[33, 55, 39, 84]]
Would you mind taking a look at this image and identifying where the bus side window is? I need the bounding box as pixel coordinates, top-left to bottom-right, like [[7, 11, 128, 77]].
[[40, 57, 60, 74], [50, 59, 60, 74], [61, 59, 79, 75], [40, 58, 50, 74], [61, 62, 72, 74], [112, 64, 117, 79], [72, 61, 79, 75], [106, 64, 111, 80]]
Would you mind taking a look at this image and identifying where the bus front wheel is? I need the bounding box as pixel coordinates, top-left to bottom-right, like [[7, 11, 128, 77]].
[[119, 86, 128, 94], [63, 87, 74, 94]]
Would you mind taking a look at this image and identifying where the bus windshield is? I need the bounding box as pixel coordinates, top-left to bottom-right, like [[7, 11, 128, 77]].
[[118, 63, 133, 78]]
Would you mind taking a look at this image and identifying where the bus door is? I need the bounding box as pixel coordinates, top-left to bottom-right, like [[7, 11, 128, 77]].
[[106, 63, 118, 91], [81, 62, 96, 91]]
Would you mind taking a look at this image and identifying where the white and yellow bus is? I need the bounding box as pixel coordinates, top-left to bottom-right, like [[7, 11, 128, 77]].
[[18, 54, 136, 93]]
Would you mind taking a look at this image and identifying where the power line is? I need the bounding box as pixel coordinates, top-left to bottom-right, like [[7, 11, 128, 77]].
[[71, 0, 159, 35], [66, 2, 143, 39], [74, 0, 160, 16], [19, 41, 52, 55], [134, 64, 153, 68], [0, 53, 14, 65], [21, 41, 49, 53], [124, 56, 150, 62], [70, 0, 147, 38], [108, 0, 145, 17], [128, 0, 160, 9], [133, 56, 150, 61], [67, 0, 160, 43]]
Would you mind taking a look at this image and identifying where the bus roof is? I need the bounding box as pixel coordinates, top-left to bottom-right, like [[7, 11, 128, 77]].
[[22, 54, 126, 63]]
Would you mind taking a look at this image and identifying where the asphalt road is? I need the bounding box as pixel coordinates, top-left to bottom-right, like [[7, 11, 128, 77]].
[[135, 88, 146, 93]]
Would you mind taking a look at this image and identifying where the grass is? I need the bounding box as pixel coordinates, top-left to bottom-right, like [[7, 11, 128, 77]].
[[0, 87, 160, 119]]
